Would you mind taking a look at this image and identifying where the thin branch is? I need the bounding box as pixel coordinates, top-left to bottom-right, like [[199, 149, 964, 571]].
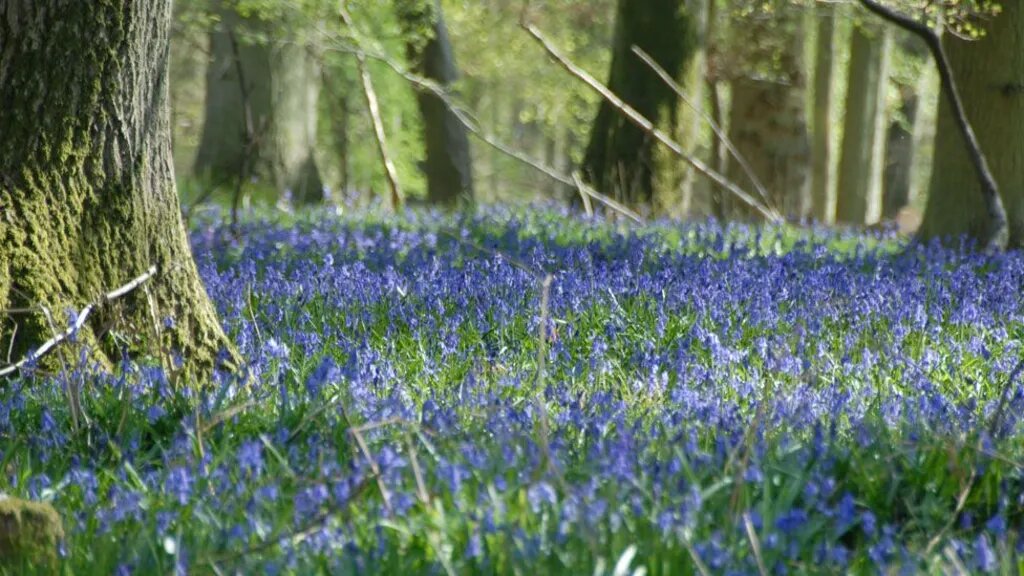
[[743, 513, 769, 576], [858, 0, 1007, 250], [631, 46, 775, 214], [339, 2, 403, 212], [0, 265, 159, 380], [520, 21, 781, 223], [988, 352, 1024, 437], [316, 37, 641, 223]]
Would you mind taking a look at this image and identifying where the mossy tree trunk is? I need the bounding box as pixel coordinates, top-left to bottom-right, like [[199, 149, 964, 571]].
[[582, 0, 696, 208], [0, 0, 234, 374], [194, 2, 323, 204], [920, 2, 1024, 246], [397, 0, 475, 206], [724, 7, 811, 220], [835, 23, 891, 225]]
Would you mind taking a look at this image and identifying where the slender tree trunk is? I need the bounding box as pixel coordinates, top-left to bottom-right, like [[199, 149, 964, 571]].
[[811, 3, 836, 223], [920, 2, 1024, 246], [397, 0, 474, 206], [883, 83, 919, 220], [725, 11, 811, 220], [835, 23, 891, 224], [194, 2, 323, 203], [582, 0, 696, 207], [0, 0, 234, 373]]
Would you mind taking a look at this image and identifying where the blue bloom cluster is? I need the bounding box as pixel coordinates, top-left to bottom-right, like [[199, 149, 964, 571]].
[[2, 208, 1023, 574]]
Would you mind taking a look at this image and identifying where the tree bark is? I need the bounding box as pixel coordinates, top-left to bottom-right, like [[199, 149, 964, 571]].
[[194, 2, 324, 204], [0, 0, 234, 373], [882, 82, 919, 220], [835, 23, 891, 224], [397, 0, 475, 206], [582, 0, 696, 207], [811, 3, 836, 223], [920, 2, 1024, 246], [724, 8, 811, 220]]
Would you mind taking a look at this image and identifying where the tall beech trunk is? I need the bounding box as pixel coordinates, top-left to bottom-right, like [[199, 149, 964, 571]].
[[835, 23, 891, 224], [194, 3, 323, 203], [920, 2, 1024, 246], [811, 3, 836, 222], [583, 0, 696, 207], [725, 10, 811, 220], [397, 0, 474, 206], [0, 0, 233, 372]]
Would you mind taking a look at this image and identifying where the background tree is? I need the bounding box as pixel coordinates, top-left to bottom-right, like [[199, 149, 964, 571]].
[[811, 2, 837, 222], [582, 0, 697, 207], [919, 1, 1024, 246], [0, 0, 233, 371], [835, 20, 891, 225], [721, 0, 811, 219], [396, 0, 475, 206], [194, 0, 324, 203]]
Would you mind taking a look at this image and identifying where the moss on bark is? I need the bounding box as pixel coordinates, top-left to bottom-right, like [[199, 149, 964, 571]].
[[0, 1, 235, 379], [0, 497, 63, 573]]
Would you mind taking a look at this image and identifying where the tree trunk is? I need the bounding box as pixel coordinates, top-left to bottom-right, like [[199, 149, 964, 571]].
[[397, 0, 474, 206], [835, 23, 891, 224], [582, 0, 696, 207], [882, 83, 919, 220], [725, 10, 811, 220], [193, 3, 323, 203], [0, 0, 233, 373], [811, 3, 836, 223], [920, 2, 1024, 246]]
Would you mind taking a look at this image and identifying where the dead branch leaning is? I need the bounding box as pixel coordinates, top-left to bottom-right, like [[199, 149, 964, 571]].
[[631, 46, 775, 214], [339, 2, 403, 212], [520, 19, 782, 223]]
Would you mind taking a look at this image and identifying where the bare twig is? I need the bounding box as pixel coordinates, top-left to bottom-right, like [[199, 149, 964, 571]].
[[988, 353, 1024, 436], [520, 20, 781, 222], [339, 3, 403, 211], [572, 172, 594, 217], [858, 0, 1007, 250], [924, 468, 976, 556], [631, 46, 775, 213], [0, 265, 159, 380], [348, 423, 393, 512], [743, 512, 769, 576]]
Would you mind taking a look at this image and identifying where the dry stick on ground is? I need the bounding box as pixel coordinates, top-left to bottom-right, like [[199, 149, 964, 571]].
[[339, 3, 403, 212], [0, 265, 159, 380], [858, 0, 1008, 250], [520, 20, 781, 223], [631, 46, 776, 214]]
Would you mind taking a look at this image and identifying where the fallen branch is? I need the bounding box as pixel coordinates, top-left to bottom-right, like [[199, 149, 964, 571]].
[[520, 20, 781, 223], [339, 2, 403, 212], [0, 265, 159, 379], [858, 0, 1007, 250]]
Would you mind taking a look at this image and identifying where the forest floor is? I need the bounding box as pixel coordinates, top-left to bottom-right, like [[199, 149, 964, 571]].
[[3, 207, 1023, 574]]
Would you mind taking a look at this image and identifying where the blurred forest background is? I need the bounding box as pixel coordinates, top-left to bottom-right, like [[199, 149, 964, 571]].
[[168, 0, 1018, 235]]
